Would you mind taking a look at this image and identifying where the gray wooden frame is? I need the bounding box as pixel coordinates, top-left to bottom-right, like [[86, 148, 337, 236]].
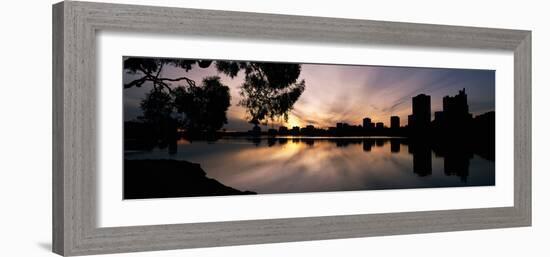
[[52, 1, 531, 256]]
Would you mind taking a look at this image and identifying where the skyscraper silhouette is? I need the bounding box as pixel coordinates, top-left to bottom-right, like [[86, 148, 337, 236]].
[[409, 94, 431, 131], [390, 116, 400, 129], [443, 88, 469, 116], [434, 88, 473, 134], [363, 117, 373, 129]]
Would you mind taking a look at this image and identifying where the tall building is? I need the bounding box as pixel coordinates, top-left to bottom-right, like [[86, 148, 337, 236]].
[[443, 88, 469, 116], [390, 116, 400, 129], [410, 94, 431, 130], [433, 111, 444, 123], [375, 122, 384, 129], [362, 117, 373, 129], [442, 88, 472, 124], [301, 125, 315, 135], [290, 126, 300, 135], [436, 88, 473, 132]]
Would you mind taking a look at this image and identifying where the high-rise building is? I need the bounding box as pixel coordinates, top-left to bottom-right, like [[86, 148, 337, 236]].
[[442, 88, 472, 124], [434, 88, 473, 133], [290, 126, 300, 135], [410, 94, 431, 130], [375, 122, 384, 129], [300, 125, 315, 135], [390, 116, 400, 129], [434, 111, 445, 124], [362, 117, 373, 129], [443, 88, 469, 116]]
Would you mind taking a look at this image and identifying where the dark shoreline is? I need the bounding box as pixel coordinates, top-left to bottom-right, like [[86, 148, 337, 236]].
[[124, 159, 256, 199]]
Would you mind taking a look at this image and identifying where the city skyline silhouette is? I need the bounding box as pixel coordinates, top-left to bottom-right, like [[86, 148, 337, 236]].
[[213, 88, 493, 140], [122, 56, 495, 199], [124, 57, 495, 132]]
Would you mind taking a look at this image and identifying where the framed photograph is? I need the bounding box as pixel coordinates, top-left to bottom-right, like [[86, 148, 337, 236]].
[[53, 1, 531, 256]]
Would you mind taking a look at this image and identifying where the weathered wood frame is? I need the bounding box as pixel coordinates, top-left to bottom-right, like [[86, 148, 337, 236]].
[[52, 1, 531, 256]]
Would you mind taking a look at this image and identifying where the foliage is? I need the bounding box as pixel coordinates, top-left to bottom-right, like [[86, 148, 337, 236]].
[[139, 89, 173, 124], [124, 57, 306, 133], [215, 61, 306, 125], [173, 77, 231, 134]]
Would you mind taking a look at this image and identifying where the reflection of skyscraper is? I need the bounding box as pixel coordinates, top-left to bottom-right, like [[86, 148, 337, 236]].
[[390, 116, 400, 129], [390, 140, 400, 153], [444, 154, 470, 182], [441, 143, 473, 182], [410, 94, 431, 131], [267, 137, 277, 147], [302, 138, 314, 146], [411, 142, 432, 176], [336, 140, 347, 147], [363, 139, 374, 152]]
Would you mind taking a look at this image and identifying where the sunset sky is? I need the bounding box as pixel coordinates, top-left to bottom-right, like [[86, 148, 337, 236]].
[[123, 59, 495, 131]]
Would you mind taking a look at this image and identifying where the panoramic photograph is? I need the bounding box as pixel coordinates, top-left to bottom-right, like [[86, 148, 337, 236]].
[[122, 56, 496, 200]]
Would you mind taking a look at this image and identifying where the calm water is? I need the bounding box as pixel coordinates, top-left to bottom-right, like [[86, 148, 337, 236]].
[[125, 137, 495, 194]]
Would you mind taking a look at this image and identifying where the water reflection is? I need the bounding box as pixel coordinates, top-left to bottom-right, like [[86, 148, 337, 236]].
[[410, 142, 432, 177], [126, 137, 495, 194], [391, 140, 400, 153]]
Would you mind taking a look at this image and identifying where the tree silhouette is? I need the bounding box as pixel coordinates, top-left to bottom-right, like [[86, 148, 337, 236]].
[[125, 57, 230, 143], [173, 76, 231, 135], [215, 61, 305, 125], [137, 89, 177, 150], [139, 89, 173, 124], [124, 57, 199, 91], [124, 57, 306, 135]]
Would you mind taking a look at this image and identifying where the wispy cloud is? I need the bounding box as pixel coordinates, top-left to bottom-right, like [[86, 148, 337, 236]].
[[124, 61, 495, 131]]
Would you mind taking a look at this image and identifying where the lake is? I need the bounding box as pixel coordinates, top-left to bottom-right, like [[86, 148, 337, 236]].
[[125, 137, 495, 195]]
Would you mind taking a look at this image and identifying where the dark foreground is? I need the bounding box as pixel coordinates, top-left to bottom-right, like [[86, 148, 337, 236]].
[[124, 159, 256, 199]]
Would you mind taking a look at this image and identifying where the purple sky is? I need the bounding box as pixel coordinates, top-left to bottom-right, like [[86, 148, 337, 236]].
[[124, 59, 495, 131]]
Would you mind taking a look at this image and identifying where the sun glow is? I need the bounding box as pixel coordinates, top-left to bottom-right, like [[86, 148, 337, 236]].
[[284, 114, 304, 129]]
